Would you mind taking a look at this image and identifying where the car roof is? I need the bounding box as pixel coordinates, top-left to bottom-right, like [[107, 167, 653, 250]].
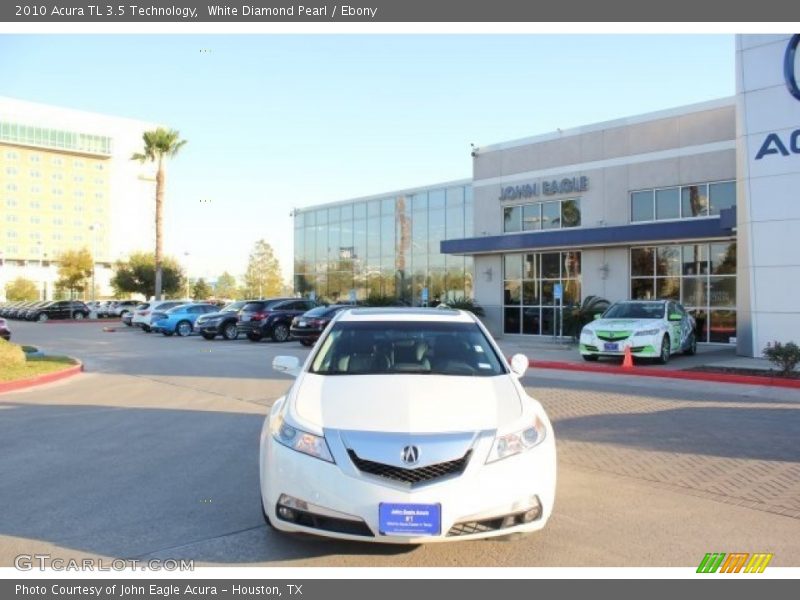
[[337, 307, 475, 323]]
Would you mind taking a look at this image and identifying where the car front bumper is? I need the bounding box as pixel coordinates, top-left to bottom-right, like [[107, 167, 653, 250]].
[[259, 423, 556, 543], [579, 334, 659, 357]]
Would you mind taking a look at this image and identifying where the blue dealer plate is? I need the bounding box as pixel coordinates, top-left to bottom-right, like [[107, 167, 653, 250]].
[[603, 342, 619, 351], [379, 503, 441, 536]]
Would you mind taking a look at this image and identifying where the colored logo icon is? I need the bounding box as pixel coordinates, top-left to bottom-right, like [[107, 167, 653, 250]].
[[697, 552, 773, 573], [785, 34, 800, 102]]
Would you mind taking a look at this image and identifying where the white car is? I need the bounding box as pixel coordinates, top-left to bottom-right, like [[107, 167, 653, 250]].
[[260, 308, 556, 543], [579, 299, 697, 364], [131, 300, 190, 332]]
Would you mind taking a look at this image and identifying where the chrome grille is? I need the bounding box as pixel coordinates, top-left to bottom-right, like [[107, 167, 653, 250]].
[[347, 449, 471, 485]]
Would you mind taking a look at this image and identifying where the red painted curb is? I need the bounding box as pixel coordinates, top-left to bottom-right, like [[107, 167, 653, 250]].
[[529, 359, 800, 389], [0, 361, 83, 394]]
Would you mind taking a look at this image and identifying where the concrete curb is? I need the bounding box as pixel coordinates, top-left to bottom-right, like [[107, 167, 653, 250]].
[[529, 359, 800, 389], [0, 359, 84, 395]]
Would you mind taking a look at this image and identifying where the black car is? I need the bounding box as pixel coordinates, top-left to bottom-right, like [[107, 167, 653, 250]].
[[0, 317, 10, 341], [290, 304, 351, 346], [22, 301, 53, 320], [31, 300, 90, 321], [194, 300, 249, 341], [237, 298, 317, 342]]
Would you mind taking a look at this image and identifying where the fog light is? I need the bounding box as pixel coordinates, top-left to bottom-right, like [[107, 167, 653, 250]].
[[277, 506, 296, 521], [522, 507, 540, 523], [501, 515, 517, 528]]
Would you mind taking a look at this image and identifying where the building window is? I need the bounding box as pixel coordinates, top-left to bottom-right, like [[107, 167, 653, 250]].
[[6, 214, 18, 223], [30, 154, 40, 163], [630, 242, 736, 343], [6, 183, 18, 192], [632, 181, 734, 223], [5, 198, 18, 208], [503, 198, 581, 233], [29, 169, 41, 178], [503, 250, 582, 335], [5, 167, 17, 176]]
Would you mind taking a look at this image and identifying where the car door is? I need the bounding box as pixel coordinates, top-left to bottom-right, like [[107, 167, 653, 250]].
[[666, 301, 684, 352]]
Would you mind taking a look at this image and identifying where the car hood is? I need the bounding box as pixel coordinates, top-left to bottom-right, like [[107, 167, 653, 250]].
[[292, 373, 523, 433], [585, 318, 663, 332]]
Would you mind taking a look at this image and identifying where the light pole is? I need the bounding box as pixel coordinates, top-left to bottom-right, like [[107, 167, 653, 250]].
[[89, 223, 100, 304]]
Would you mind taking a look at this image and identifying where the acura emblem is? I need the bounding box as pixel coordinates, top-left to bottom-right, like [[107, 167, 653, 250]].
[[401, 445, 419, 465]]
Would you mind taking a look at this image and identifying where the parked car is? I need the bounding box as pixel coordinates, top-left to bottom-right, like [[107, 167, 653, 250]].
[[151, 303, 219, 337], [30, 300, 90, 322], [112, 300, 140, 317], [194, 300, 249, 341], [121, 310, 136, 327], [290, 304, 351, 346], [237, 298, 317, 342], [0, 317, 10, 341], [22, 301, 53, 320], [579, 299, 696, 364], [261, 307, 556, 542], [132, 300, 190, 332]]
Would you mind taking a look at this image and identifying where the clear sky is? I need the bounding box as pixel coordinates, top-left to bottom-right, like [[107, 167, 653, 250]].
[[0, 34, 735, 284]]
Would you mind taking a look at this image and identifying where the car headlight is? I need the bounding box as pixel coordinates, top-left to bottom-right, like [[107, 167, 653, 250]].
[[635, 328, 661, 336], [486, 416, 547, 463], [271, 413, 334, 463]]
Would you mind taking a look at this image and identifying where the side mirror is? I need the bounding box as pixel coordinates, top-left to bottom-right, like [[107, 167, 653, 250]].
[[593, 313, 602, 320], [509, 353, 529, 378], [273, 355, 301, 377], [668, 313, 682, 322]]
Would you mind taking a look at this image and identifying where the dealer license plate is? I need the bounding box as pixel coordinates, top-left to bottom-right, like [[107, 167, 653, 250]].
[[296, 321, 307, 328], [603, 342, 619, 351], [379, 503, 441, 536]]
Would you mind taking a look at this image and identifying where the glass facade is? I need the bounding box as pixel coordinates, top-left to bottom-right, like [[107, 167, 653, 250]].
[[294, 183, 473, 305], [503, 250, 582, 335], [0, 121, 112, 155], [631, 180, 736, 222], [503, 198, 581, 232], [630, 241, 737, 343]]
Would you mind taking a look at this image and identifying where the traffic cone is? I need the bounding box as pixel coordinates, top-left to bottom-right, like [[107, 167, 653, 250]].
[[622, 346, 634, 368]]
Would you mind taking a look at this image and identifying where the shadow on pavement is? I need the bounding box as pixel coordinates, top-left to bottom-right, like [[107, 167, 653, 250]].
[[0, 402, 417, 565]]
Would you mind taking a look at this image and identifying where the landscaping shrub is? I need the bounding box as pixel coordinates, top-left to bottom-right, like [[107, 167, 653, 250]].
[[763, 341, 800, 376], [0, 339, 27, 368]]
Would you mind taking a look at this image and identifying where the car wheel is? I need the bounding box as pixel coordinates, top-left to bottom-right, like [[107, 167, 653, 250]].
[[74, 312, 85, 320], [176, 320, 192, 337], [247, 332, 262, 342], [272, 323, 290, 343], [656, 335, 670, 365], [143, 325, 151, 333], [222, 323, 238, 341], [201, 333, 216, 340], [37, 313, 48, 322], [582, 354, 598, 361], [683, 332, 697, 356], [300, 339, 314, 347]]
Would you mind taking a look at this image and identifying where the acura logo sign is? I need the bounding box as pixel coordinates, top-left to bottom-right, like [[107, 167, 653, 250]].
[[401, 445, 419, 465], [786, 34, 800, 102]]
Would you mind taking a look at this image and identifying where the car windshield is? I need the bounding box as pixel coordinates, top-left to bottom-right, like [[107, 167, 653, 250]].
[[310, 321, 506, 376], [603, 302, 665, 319]]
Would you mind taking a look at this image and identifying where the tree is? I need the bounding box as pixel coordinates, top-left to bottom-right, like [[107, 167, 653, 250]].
[[55, 248, 94, 298], [192, 278, 212, 300], [214, 271, 238, 299], [111, 252, 185, 299], [131, 128, 187, 301], [5, 277, 39, 301], [243, 240, 283, 298]]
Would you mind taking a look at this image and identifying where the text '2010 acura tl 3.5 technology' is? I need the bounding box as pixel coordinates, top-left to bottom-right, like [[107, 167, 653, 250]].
[[260, 308, 556, 543]]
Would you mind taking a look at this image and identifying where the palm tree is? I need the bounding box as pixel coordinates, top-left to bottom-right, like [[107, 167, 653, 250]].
[[131, 128, 187, 300]]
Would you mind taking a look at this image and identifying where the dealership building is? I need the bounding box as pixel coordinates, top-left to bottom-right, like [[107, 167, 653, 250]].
[[296, 34, 799, 357]]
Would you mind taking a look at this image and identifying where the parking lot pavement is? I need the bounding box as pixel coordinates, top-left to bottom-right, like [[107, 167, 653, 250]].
[[1, 320, 799, 567]]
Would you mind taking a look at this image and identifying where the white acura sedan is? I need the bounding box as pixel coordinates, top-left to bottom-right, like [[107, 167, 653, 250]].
[[260, 307, 556, 543]]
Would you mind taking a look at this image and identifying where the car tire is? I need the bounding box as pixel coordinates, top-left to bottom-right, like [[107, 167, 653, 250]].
[[143, 325, 151, 333], [74, 312, 85, 320], [176, 320, 192, 337], [201, 333, 216, 340], [656, 335, 671, 365], [272, 323, 290, 343], [683, 332, 697, 356], [222, 322, 238, 341], [247, 332, 262, 342], [300, 339, 314, 347], [582, 354, 598, 361], [37, 313, 48, 322]]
